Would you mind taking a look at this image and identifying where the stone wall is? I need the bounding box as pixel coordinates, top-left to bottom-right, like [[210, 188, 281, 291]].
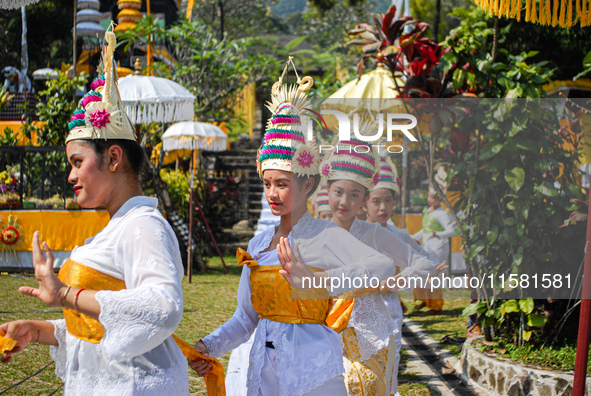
[[460, 336, 590, 396]]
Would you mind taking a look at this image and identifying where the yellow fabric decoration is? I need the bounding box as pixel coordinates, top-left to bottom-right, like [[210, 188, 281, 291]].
[[0, 330, 18, 354], [172, 335, 225, 396], [6, 210, 109, 252], [342, 327, 394, 396], [58, 259, 226, 395]]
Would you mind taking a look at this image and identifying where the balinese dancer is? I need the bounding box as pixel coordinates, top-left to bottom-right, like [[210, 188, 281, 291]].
[[412, 170, 455, 314], [318, 130, 439, 396], [365, 152, 442, 396], [189, 63, 399, 395], [0, 26, 189, 395]]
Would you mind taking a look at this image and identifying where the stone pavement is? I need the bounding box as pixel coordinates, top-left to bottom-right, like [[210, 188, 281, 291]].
[[400, 318, 491, 396]]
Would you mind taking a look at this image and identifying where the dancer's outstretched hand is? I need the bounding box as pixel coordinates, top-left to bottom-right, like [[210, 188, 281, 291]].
[[19, 232, 66, 307], [434, 261, 449, 277], [277, 237, 318, 289], [0, 321, 37, 363]]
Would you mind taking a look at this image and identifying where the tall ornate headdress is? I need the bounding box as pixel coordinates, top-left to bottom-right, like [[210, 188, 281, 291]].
[[257, 57, 320, 177], [373, 151, 400, 193], [66, 23, 136, 143], [320, 119, 377, 190]]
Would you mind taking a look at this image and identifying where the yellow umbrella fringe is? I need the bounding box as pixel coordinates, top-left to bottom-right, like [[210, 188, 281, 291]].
[[531, 0, 539, 23], [545, 0, 552, 23], [539, 0, 546, 24], [476, 0, 591, 27], [492, 0, 500, 16], [552, 0, 560, 25], [559, 0, 567, 25], [514, 0, 522, 20], [500, 0, 508, 16]]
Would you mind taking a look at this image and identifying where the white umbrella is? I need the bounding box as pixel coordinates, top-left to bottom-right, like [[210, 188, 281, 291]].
[[162, 122, 227, 153], [32, 68, 58, 80], [161, 121, 228, 282], [118, 75, 196, 124], [0, 0, 40, 9]]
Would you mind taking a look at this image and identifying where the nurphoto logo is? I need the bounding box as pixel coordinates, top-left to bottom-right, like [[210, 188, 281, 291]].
[[304, 110, 418, 153]]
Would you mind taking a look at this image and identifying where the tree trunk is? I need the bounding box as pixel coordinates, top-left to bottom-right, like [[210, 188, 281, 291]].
[[433, 0, 441, 43]]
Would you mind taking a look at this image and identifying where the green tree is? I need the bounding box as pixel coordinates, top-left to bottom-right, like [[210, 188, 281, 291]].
[[187, 0, 277, 39], [26, 69, 88, 146], [119, 16, 279, 123], [0, 0, 74, 75]]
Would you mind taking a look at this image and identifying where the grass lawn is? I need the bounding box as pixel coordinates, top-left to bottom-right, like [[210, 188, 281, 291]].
[[2, 257, 448, 395], [400, 288, 472, 356], [0, 256, 242, 395]]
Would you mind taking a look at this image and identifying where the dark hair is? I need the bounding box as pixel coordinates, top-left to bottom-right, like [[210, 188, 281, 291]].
[[294, 174, 321, 198], [84, 139, 145, 176]]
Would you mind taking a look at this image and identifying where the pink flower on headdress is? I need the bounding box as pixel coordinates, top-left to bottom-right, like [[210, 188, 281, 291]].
[[322, 162, 330, 176], [88, 108, 111, 129], [396, 177, 401, 187], [296, 150, 314, 168], [374, 173, 380, 186]]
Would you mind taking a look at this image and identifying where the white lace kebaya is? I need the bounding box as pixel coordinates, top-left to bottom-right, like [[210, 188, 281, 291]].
[[347, 219, 437, 360], [350, 219, 438, 394], [48, 196, 188, 395], [202, 211, 398, 396]]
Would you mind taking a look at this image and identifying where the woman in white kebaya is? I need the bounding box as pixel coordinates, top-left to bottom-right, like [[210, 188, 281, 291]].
[[0, 28, 187, 395], [319, 133, 438, 396], [365, 154, 444, 396], [189, 73, 399, 395]]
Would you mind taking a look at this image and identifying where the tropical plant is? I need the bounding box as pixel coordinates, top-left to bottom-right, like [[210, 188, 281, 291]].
[[24, 67, 88, 146], [0, 87, 14, 114]]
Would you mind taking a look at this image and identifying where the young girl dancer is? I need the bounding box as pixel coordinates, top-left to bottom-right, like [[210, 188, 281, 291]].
[[318, 132, 439, 396], [365, 153, 444, 395], [189, 72, 399, 395]]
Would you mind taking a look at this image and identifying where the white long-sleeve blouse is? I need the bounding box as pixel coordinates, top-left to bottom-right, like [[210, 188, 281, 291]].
[[48, 196, 188, 396]]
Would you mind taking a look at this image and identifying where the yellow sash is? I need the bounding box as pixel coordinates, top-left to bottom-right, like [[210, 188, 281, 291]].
[[58, 259, 125, 343], [58, 258, 225, 396], [237, 248, 353, 332]]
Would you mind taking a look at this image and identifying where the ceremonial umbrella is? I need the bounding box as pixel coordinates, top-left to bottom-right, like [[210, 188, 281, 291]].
[[32, 68, 58, 80], [162, 122, 228, 282], [321, 64, 405, 130], [321, 64, 414, 226], [0, 0, 40, 9], [118, 74, 196, 124]]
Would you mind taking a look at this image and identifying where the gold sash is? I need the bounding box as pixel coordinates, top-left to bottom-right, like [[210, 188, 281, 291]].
[[58, 258, 225, 396], [237, 248, 353, 332], [58, 258, 125, 343]]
